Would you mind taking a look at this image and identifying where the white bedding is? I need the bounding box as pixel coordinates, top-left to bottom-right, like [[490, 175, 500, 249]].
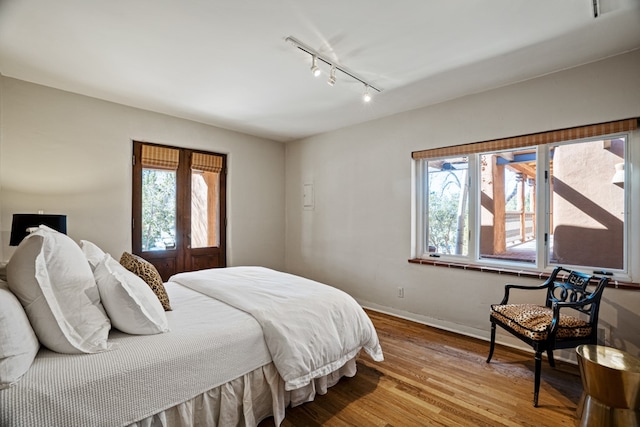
[[1, 282, 272, 427], [1, 266, 382, 427], [169, 266, 384, 391]]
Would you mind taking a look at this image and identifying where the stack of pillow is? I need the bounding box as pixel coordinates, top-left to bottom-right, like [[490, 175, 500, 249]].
[[0, 225, 170, 389]]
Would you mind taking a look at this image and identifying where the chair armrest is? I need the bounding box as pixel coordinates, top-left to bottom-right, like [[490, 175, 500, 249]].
[[498, 266, 571, 305], [499, 282, 549, 305]]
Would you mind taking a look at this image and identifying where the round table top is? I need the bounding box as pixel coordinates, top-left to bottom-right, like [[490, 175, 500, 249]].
[[576, 344, 640, 372]]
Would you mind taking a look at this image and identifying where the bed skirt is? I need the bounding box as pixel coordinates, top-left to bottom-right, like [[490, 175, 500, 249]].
[[128, 357, 357, 427]]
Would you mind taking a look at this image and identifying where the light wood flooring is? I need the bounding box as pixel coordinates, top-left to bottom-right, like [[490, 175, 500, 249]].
[[259, 310, 583, 426]]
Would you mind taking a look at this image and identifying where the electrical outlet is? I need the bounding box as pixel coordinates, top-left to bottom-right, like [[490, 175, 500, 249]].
[[397, 287, 404, 298]]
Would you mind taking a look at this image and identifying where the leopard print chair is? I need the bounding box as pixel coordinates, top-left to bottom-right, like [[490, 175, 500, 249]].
[[486, 266, 609, 407]]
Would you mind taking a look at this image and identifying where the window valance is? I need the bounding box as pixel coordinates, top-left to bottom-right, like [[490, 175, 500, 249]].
[[192, 152, 223, 173], [412, 118, 638, 160], [141, 144, 179, 170]]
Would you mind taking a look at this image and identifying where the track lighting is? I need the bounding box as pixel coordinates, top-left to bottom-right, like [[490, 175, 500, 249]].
[[286, 36, 381, 102], [310, 55, 321, 77], [328, 66, 336, 86], [363, 85, 372, 103]]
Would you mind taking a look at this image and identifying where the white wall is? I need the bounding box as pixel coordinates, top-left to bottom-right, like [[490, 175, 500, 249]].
[[285, 49, 640, 359], [0, 77, 286, 270]]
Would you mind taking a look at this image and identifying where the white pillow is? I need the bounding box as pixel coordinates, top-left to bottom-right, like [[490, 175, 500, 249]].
[[94, 254, 169, 335], [0, 280, 39, 389], [79, 240, 106, 271], [7, 225, 111, 354]]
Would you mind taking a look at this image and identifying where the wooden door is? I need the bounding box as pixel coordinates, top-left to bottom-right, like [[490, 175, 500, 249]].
[[132, 141, 227, 281], [184, 150, 227, 274]]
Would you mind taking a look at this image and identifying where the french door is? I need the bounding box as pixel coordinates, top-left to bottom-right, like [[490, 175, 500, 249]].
[[132, 141, 227, 281]]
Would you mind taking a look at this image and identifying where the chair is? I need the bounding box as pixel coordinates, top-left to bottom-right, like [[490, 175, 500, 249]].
[[486, 266, 609, 407]]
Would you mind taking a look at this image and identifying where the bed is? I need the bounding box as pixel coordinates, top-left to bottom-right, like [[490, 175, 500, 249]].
[[0, 227, 383, 427]]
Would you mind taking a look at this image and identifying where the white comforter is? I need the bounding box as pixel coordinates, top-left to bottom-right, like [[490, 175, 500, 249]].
[[169, 266, 384, 390]]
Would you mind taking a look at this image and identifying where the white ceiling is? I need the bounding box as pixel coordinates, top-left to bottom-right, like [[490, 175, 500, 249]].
[[1, 0, 639, 142]]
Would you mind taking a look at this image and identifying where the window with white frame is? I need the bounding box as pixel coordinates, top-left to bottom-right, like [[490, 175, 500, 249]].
[[413, 119, 639, 282]]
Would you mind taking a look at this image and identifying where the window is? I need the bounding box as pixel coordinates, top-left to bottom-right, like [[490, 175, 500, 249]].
[[140, 145, 178, 252], [479, 148, 537, 264], [425, 157, 469, 256], [413, 119, 638, 282], [132, 142, 227, 280], [190, 152, 223, 249]]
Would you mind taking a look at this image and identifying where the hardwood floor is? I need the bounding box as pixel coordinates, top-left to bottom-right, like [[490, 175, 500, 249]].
[[259, 310, 583, 426]]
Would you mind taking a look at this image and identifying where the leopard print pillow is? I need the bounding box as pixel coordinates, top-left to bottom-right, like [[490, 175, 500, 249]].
[[119, 252, 172, 311]]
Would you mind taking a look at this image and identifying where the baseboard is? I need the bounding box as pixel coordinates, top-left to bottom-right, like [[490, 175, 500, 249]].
[[358, 300, 579, 366]]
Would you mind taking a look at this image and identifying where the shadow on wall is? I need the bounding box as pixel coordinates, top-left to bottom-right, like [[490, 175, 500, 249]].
[[600, 296, 640, 357], [553, 225, 623, 270]]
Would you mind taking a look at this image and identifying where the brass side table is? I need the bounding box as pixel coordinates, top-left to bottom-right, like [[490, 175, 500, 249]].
[[576, 344, 640, 426]]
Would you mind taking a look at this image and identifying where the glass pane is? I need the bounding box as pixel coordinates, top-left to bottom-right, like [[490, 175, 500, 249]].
[[549, 138, 625, 269], [191, 170, 220, 248], [141, 168, 176, 251], [426, 157, 469, 256], [479, 149, 537, 263]]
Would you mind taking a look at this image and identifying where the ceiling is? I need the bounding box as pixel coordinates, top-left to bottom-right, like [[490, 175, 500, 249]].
[[1, 1, 639, 142]]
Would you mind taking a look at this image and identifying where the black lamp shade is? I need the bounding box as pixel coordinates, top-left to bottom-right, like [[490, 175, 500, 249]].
[[9, 214, 67, 246]]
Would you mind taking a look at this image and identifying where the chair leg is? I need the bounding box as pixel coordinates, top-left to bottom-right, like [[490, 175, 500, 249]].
[[486, 322, 496, 363], [546, 349, 555, 368], [533, 351, 542, 407]]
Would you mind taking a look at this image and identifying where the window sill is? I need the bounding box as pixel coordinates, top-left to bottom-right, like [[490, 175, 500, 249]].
[[407, 258, 640, 290]]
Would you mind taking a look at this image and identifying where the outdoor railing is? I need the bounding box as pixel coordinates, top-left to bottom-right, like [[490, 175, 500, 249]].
[[505, 211, 535, 246]]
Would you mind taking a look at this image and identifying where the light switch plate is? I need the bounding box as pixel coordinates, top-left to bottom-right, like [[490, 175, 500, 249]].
[[303, 183, 314, 210]]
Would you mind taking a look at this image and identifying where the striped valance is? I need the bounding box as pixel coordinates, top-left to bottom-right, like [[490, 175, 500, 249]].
[[412, 118, 638, 160], [141, 144, 179, 170], [192, 152, 223, 173]]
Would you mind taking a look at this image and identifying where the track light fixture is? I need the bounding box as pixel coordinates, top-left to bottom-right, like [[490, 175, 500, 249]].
[[286, 36, 381, 102], [363, 85, 372, 103], [328, 66, 336, 86], [310, 55, 321, 77]]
